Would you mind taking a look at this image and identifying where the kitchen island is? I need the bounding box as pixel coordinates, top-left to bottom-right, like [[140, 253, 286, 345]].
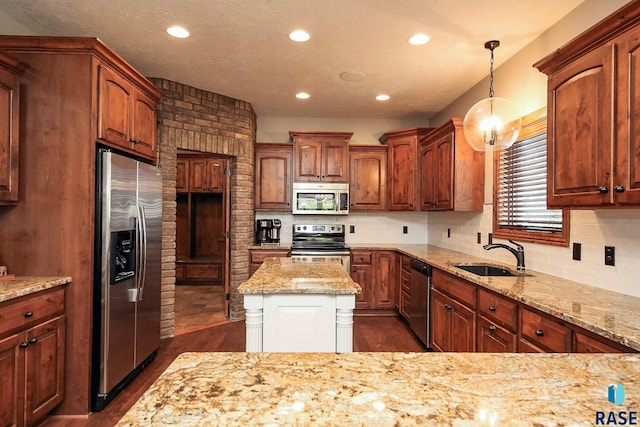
[[117, 351, 639, 426], [238, 257, 361, 352]]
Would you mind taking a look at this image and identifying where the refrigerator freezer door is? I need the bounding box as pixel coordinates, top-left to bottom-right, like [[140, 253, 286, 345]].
[[99, 151, 139, 394], [135, 161, 162, 366]]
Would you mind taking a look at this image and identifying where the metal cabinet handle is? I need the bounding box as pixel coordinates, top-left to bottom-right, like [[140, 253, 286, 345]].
[[444, 304, 453, 310], [535, 329, 544, 337], [598, 186, 609, 194], [614, 185, 626, 193], [28, 338, 37, 344], [489, 325, 497, 332], [488, 306, 496, 312], [24, 311, 33, 318], [19, 342, 29, 348]]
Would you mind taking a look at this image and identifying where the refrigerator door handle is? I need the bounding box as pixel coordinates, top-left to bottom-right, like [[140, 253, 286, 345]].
[[137, 205, 148, 301]]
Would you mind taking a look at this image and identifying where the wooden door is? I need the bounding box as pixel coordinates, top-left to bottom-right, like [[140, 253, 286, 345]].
[[321, 140, 348, 182], [547, 43, 614, 208], [189, 159, 208, 192], [351, 263, 372, 309], [388, 136, 417, 210], [430, 288, 449, 352], [98, 66, 133, 150], [434, 133, 454, 210], [373, 251, 396, 309], [420, 141, 436, 210], [450, 298, 475, 352], [0, 64, 21, 203], [293, 139, 322, 181], [25, 316, 65, 426], [176, 159, 189, 192], [255, 144, 292, 210], [349, 147, 386, 210], [206, 159, 225, 192], [131, 90, 157, 160], [0, 333, 22, 427]]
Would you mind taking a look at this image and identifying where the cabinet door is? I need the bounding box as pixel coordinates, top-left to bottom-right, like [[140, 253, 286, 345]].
[[574, 331, 624, 353], [0, 333, 22, 427], [25, 316, 65, 426], [434, 133, 454, 210], [547, 43, 614, 208], [388, 136, 417, 210], [294, 139, 322, 181], [349, 148, 386, 210], [255, 145, 292, 210], [420, 142, 436, 210], [321, 140, 348, 182], [131, 90, 157, 159], [450, 298, 476, 352], [430, 288, 449, 352], [98, 66, 133, 150], [176, 159, 189, 192], [189, 159, 208, 192], [477, 316, 516, 352], [0, 67, 20, 203], [351, 263, 373, 309], [373, 251, 396, 309], [207, 159, 225, 192]]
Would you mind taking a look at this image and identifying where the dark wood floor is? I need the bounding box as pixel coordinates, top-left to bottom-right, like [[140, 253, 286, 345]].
[[42, 315, 424, 427]]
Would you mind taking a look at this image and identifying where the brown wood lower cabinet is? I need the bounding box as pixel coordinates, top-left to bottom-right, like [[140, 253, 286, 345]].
[[519, 307, 572, 353], [350, 250, 396, 311], [398, 255, 411, 320], [477, 316, 517, 352], [430, 288, 476, 352], [0, 287, 66, 427], [249, 248, 290, 277]]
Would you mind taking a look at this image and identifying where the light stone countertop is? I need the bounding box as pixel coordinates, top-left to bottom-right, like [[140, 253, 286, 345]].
[[0, 276, 71, 303], [117, 351, 640, 426], [239, 257, 361, 295], [350, 243, 640, 351]]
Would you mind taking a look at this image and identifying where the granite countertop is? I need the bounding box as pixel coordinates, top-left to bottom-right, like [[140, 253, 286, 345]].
[[239, 257, 361, 295], [0, 276, 71, 303], [350, 243, 640, 351], [118, 351, 640, 426]]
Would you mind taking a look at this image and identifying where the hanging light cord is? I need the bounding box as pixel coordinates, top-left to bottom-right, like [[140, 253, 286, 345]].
[[488, 45, 495, 98]]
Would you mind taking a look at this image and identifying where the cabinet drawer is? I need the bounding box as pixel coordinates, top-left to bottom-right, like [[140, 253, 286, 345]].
[[351, 251, 373, 265], [477, 289, 517, 331], [0, 287, 65, 336], [574, 332, 626, 353], [401, 255, 411, 273], [184, 263, 221, 280], [250, 250, 290, 263], [432, 269, 476, 308], [520, 308, 571, 352], [401, 271, 411, 293]]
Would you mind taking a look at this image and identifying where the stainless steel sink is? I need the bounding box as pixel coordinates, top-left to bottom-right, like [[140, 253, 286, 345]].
[[454, 264, 518, 277]]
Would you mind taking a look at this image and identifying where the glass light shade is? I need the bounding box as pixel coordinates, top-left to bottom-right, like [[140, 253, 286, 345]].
[[463, 96, 522, 151]]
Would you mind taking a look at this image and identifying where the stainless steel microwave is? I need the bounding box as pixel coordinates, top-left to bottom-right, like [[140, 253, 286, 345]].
[[292, 182, 349, 215]]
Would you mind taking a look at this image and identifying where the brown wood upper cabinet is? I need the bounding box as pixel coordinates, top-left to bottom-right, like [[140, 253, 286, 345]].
[[419, 119, 485, 211], [379, 128, 433, 211], [0, 50, 27, 204], [534, 2, 640, 208], [98, 65, 158, 161], [190, 158, 226, 192], [348, 145, 387, 211], [290, 131, 352, 182], [255, 143, 292, 210]]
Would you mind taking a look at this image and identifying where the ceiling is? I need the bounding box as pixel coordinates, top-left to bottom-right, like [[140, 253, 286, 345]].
[[0, 0, 584, 119]]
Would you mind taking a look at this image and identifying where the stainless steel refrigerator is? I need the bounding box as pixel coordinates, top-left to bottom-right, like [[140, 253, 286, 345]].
[[92, 150, 162, 411]]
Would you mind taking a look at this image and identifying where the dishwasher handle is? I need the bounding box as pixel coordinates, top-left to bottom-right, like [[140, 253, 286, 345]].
[[410, 259, 432, 276]]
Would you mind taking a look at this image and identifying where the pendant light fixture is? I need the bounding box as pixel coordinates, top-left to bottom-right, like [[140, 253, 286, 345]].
[[463, 40, 521, 151]]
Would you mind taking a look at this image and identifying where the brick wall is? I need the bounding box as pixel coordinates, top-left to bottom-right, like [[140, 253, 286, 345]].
[[151, 78, 256, 338]]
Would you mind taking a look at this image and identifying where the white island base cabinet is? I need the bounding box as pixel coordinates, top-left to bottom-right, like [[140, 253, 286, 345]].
[[244, 294, 356, 352]]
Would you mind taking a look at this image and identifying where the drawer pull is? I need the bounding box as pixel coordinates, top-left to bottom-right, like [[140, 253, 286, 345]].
[[444, 304, 453, 310], [19, 342, 29, 348], [24, 311, 34, 318], [489, 325, 497, 332], [535, 329, 545, 337], [28, 338, 37, 344], [488, 306, 496, 312]]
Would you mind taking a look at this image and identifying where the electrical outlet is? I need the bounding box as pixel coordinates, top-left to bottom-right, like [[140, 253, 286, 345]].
[[572, 242, 581, 261], [447, 228, 451, 238], [349, 225, 355, 234], [402, 226, 408, 234], [477, 232, 482, 244], [605, 246, 615, 266]]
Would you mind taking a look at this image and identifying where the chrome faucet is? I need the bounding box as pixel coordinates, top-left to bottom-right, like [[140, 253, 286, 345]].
[[482, 233, 526, 272]]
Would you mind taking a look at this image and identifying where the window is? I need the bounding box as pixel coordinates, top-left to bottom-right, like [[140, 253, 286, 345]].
[[493, 107, 569, 246]]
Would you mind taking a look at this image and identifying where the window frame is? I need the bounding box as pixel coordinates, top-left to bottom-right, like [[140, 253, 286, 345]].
[[492, 107, 570, 247]]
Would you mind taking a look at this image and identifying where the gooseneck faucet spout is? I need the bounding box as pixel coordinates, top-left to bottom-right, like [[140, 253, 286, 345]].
[[482, 233, 526, 272]]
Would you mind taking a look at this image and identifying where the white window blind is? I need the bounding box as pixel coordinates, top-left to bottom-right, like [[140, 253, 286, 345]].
[[496, 132, 563, 233]]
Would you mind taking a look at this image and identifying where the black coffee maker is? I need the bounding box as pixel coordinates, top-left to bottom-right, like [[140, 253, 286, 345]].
[[269, 219, 282, 243], [256, 219, 273, 244]]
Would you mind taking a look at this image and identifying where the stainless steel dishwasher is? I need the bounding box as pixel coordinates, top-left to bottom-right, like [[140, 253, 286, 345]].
[[409, 259, 432, 348]]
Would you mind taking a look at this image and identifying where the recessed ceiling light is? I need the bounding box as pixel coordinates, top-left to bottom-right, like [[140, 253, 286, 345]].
[[408, 33, 430, 45], [376, 94, 390, 101], [296, 92, 310, 99], [289, 30, 311, 42], [167, 26, 190, 39]]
